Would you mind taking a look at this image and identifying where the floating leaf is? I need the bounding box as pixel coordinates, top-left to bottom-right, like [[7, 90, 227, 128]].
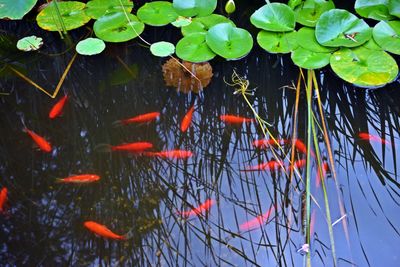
[[315, 9, 372, 47], [137, 1, 178, 26], [37, 1, 91, 31], [206, 23, 253, 60], [94, 12, 144, 42], [257, 30, 298, 54], [85, 0, 133, 19], [171, 16, 192, 27], [176, 32, 216, 62], [373, 20, 400, 55], [150, 41, 175, 57], [182, 14, 235, 36], [288, 0, 302, 9], [17, 36, 43, 51], [292, 0, 335, 27], [363, 38, 383, 50], [389, 0, 400, 18], [250, 3, 295, 32], [76, 38, 106, 55], [172, 0, 217, 17], [330, 46, 398, 88], [291, 47, 330, 69], [0, 0, 37, 19], [296, 27, 335, 53], [355, 0, 394, 21]]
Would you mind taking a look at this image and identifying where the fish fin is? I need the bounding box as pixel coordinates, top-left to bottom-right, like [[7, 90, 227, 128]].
[[112, 120, 124, 128], [55, 178, 65, 183], [123, 228, 135, 240], [94, 144, 112, 153]]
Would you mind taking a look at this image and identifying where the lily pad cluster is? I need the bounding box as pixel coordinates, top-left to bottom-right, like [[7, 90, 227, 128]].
[[251, 0, 400, 88]]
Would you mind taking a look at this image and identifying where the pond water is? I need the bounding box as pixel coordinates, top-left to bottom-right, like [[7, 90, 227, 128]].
[[1, 9, 400, 267]]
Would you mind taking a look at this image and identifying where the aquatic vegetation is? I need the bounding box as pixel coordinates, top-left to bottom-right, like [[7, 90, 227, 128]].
[[251, 3, 296, 32], [137, 1, 178, 26], [0, 0, 37, 19], [85, 0, 133, 19], [289, 0, 335, 27], [75, 38, 106, 56], [149, 41, 175, 57], [257, 30, 298, 54], [373, 20, 400, 55], [181, 14, 235, 36], [16, 36, 43, 52], [176, 33, 216, 62], [172, 0, 217, 17], [355, 0, 394, 20], [162, 58, 213, 93], [225, 0, 236, 14]]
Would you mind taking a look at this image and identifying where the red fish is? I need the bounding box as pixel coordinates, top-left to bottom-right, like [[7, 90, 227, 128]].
[[239, 205, 275, 231], [294, 139, 315, 158], [177, 199, 215, 217], [288, 159, 307, 171], [24, 128, 52, 153], [56, 174, 100, 184], [252, 139, 287, 148], [0, 187, 8, 214], [358, 133, 391, 145], [49, 95, 68, 119], [181, 105, 195, 132], [241, 160, 282, 172], [316, 161, 330, 188], [115, 112, 160, 126], [84, 221, 126, 240], [110, 142, 153, 152], [219, 115, 254, 124], [145, 150, 193, 159]]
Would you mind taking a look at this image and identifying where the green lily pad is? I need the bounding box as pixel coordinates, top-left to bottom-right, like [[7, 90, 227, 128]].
[[315, 9, 372, 47], [297, 27, 336, 52], [172, 0, 217, 17], [17, 35, 43, 51], [181, 14, 235, 36], [292, 0, 335, 27], [150, 41, 175, 57], [176, 32, 216, 62], [250, 3, 296, 32], [373, 20, 400, 55], [288, 0, 303, 9], [171, 16, 192, 27], [37, 1, 91, 31], [85, 0, 133, 19], [206, 23, 253, 60], [291, 47, 330, 69], [363, 38, 383, 50], [0, 0, 37, 19], [94, 12, 144, 42], [330, 47, 398, 88], [389, 0, 400, 18], [257, 30, 298, 54], [137, 1, 178, 26], [355, 0, 394, 21], [76, 38, 106, 55]]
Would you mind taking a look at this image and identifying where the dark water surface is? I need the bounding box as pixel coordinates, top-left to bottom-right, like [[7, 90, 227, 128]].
[[1, 13, 400, 267]]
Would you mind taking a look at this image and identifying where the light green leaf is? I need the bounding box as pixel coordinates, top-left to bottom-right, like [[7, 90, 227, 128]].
[[0, 0, 37, 20], [137, 1, 178, 26], [291, 46, 330, 69], [355, 0, 394, 21], [176, 32, 216, 62], [85, 0, 133, 19], [76, 38, 106, 55], [181, 14, 235, 36], [250, 3, 296, 32], [257, 30, 298, 54], [150, 41, 175, 57], [373, 20, 400, 55], [17, 35, 43, 51]]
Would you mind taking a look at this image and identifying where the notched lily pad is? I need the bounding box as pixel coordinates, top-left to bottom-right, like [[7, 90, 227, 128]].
[[181, 14, 235, 36], [257, 30, 298, 54], [355, 0, 394, 21], [291, 47, 330, 69], [171, 16, 192, 27], [17, 35, 43, 51], [373, 20, 400, 55], [76, 37, 106, 55], [330, 47, 398, 88], [94, 12, 144, 42], [176, 32, 216, 62], [297, 27, 335, 53], [37, 1, 91, 31], [85, 0, 133, 19], [250, 3, 296, 32], [315, 9, 372, 47], [0, 0, 37, 19], [292, 0, 335, 27], [172, 0, 217, 17], [150, 41, 175, 57], [206, 23, 253, 60], [137, 1, 178, 26]]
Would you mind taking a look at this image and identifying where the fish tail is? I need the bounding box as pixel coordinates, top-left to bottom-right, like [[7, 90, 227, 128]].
[[94, 144, 112, 153], [111, 120, 124, 128], [123, 228, 134, 240], [55, 178, 66, 183]]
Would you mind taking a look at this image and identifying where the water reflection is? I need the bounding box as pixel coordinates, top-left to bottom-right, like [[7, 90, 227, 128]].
[[0, 39, 399, 266]]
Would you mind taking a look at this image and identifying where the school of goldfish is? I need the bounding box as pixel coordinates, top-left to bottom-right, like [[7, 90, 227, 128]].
[[2, 93, 392, 241]]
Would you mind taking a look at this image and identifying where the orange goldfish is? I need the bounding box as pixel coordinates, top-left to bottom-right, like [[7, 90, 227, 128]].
[[24, 128, 52, 153], [241, 160, 282, 172], [358, 133, 391, 145], [294, 139, 315, 158], [0, 187, 8, 213], [252, 138, 287, 148], [288, 159, 307, 171], [239, 205, 275, 231], [219, 115, 254, 124], [110, 142, 153, 152], [114, 112, 160, 126], [84, 221, 126, 240], [181, 105, 195, 132], [56, 174, 100, 184], [145, 150, 193, 159], [177, 199, 215, 217], [49, 95, 68, 119]]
